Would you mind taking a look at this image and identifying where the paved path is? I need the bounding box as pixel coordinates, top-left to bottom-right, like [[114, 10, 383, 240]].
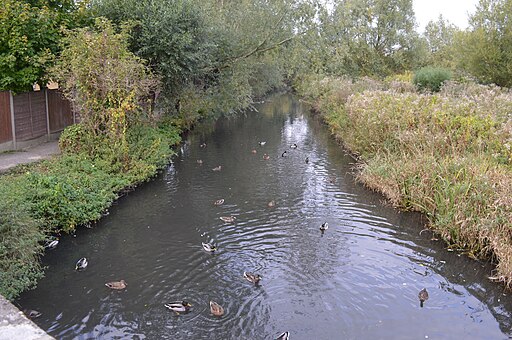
[[0, 141, 60, 173], [0, 295, 54, 340]]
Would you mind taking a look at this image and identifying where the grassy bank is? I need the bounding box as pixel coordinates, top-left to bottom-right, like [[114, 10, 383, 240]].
[[297, 76, 512, 285], [0, 121, 181, 300]]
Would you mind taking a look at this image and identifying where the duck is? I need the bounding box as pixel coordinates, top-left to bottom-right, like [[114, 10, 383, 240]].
[[164, 301, 192, 314], [105, 280, 127, 290], [276, 331, 290, 340], [320, 222, 329, 231], [200, 143, 207, 148], [281, 151, 288, 157], [290, 143, 298, 149], [267, 200, 276, 208], [202, 242, 217, 252], [209, 300, 224, 316], [305, 157, 309, 164], [212, 165, 222, 171], [197, 159, 203, 165], [263, 154, 270, 160], [243, 271, 262, 284], [75, 257, 88, 271], [220, 216, 236, 223], [418, 288, 429, 307], [23, 309, 42, 319], [214, 198, 225, 206], [45, 239, 59, 249], [258, 141, 267, 146], [251, 149, 257, 154]]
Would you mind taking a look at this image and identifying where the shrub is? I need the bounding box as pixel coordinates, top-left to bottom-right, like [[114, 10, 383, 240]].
[[413, 67, 452, 92]]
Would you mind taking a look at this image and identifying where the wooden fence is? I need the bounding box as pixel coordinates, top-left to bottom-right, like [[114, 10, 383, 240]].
[[0, 89, 74, 150]]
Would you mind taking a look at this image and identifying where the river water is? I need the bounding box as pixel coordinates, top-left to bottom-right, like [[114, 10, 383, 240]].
[[17, 94, 512, 339]]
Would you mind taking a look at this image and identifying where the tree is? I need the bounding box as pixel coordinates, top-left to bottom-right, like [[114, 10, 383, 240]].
[[52, 18, 159, 159], [423, 15, 460, 68], [324, 0, 419, 77], [458, 0, 512, 86], [0, 0, 60, 92]]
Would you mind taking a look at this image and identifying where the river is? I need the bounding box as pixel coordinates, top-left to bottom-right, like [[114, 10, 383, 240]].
[[17, 94, 512, 339]]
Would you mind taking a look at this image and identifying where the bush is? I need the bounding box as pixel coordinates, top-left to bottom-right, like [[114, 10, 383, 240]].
[[413, 67, 452, 92]]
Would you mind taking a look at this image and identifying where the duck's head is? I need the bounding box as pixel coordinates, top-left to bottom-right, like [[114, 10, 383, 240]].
[[182, 300, 192, 307]]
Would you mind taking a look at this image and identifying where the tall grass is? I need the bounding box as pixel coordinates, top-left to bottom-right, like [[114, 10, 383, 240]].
[[297, 77, 512, 286]]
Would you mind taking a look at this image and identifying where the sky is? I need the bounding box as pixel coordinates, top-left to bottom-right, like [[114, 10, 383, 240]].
[[413, 0, 480, 32]]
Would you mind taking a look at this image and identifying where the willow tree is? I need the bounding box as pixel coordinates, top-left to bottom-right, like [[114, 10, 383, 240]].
[[324, 0, 420, 77], [458, 0, 512, 87]]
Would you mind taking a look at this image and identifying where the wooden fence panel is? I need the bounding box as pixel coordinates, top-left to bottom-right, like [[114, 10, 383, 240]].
[[13, 91, 48, 141], [48, 90, 73, 133], [0, 91, 12, 143]]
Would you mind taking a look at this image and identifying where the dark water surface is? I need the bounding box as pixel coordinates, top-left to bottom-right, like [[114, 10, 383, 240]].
[[17, 94, 512, 339]]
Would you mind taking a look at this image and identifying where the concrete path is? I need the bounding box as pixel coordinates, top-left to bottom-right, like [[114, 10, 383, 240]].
[[0, 141, 60, 173], [0, 295, 54, 340]]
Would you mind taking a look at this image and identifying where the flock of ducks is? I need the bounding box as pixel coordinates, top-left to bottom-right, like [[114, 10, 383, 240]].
[[36, 138, 430, 337]]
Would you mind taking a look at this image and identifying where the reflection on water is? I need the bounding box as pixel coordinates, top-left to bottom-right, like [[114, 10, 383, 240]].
[[18, 94, 512, 339]]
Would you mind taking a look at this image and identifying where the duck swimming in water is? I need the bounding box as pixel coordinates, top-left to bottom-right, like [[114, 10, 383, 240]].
[[290, 143, 298, 149], [258, 141, 267, 146], [220, 216, 236, 223], [214, 199, 225, 206], [212, 165, 222, 171], [267, 200, 276, 208], [202, 242, 217, 252], [45, 239, 59, 249], [75, 257, 88, 271], [281, 151, 288, 157], [276, 331, 290, 340], [105, 280, 127, 290], [320, 222, 328, 231], [418, 288, 429, 307], [243, 271, 262, 284], [305, 157, 309, 164], [209, 300, 225, 316], [164, 301, 192, 314], [263, 154, 270, 160]]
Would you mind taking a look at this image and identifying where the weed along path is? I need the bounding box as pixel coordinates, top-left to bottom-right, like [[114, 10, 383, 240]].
[[17, 94, 512, 339]]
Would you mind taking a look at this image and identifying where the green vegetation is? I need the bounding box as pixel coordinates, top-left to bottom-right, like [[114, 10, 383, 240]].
[[413, 67, 452, 92], [297, 77, 512, 286]]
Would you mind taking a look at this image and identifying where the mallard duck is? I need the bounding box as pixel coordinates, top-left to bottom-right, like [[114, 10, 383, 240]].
[[418, 288, 429, 307], [105, 280, 127, 290], [209, 300, 224, 316], [45, 239, 59, 249], [267, 200, 276, 208], [305, 157, 309, 164], [202, 242, 217, 252], [164, 301, 192, 314], [200, 143, 207, 148], [243, 271, 262, 284], [252, 149, 257, 154], [320, 222, 328, 231], [263, 154, 270, 160], [290, 143, 298, 149], [197, 159, 203, 165], [276, 331, 290, 340], [281, 151, 288, 157], [75, 257, 88, 271], [23, 309, 42, 319], [258, 141, 267, 146], [220, 216, 236, 223], [212, 165, 222, 171], [214, 198, 225, 206]]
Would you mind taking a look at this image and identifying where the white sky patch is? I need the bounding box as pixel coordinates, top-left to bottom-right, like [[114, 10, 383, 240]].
[[413, 0, 480, 32]]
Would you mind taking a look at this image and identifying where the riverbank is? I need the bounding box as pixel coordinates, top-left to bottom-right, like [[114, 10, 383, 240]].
[[0, 122, 182, 300], [0, 295, 53, 340], [296, 76, 512, 286]]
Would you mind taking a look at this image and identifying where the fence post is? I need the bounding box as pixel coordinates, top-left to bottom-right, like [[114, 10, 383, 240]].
[[45, 88, 50, 139], [9, 91, 16, 150]]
